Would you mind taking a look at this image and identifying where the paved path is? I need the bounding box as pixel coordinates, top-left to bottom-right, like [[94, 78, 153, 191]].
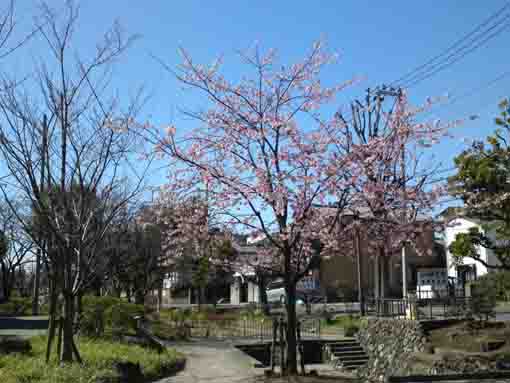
[[0, 316, 48, 337], [157, 340, 262, 383]]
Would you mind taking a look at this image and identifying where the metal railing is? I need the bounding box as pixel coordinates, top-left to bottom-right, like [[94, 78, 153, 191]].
[[366, 298, 409, 318], [185, 316, 321, 340], [368, 297, 492, 321]]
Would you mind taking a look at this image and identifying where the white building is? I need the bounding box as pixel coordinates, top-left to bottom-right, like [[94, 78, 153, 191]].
[[230, 273, 259, 304], [444, 215, 500, 282]]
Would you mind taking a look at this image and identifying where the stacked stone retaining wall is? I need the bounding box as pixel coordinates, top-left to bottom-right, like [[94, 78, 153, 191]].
[[357, 319, 427, 382]]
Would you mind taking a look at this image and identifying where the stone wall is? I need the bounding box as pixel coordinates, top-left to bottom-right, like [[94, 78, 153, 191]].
[[357, 319, 428, 382]]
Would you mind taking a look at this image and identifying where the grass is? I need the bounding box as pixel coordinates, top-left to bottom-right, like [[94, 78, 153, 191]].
[[0, 335, 184, 383]]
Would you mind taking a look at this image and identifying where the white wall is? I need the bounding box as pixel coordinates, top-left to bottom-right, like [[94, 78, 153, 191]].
[[247, 281, 259, 303], [445, 217, 489, 278], [230, 278, 240, 305], [230, 278, 260, 304]]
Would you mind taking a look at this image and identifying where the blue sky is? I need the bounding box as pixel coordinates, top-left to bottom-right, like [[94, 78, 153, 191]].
[[5, 0, 510, 199]]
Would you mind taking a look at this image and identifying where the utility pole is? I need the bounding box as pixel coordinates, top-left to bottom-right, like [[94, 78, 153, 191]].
[[354, 224, 365, 316], [396, 88, 408, 300], [348, 85, 403, 301], [32, 114, 48, 315]]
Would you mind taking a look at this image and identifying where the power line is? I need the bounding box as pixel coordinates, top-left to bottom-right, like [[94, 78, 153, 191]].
[[404, 17, 510, 89], [391, 2, 510, 88], [338, 3, 510, 143], [441, 69, 510, 108]]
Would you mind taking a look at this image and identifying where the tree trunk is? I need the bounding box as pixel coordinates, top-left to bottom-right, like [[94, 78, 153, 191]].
[[257, 273, 269, 315], [61, 246, 75, 363], [200, 285, 206, 306], [46, 273, 58, 363], [33, 115, 47, 316], [75, 293, 83, 332], [61, 292, 74, 362], [134, 290, 145, 305], [32, 249, 41, 314], [4, 274, 13, 302], [1, 264, 10, 302], [285, 280, 298, 375]]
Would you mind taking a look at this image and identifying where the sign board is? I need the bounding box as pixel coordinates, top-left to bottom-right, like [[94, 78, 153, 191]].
[[417, 268, 448, 299]]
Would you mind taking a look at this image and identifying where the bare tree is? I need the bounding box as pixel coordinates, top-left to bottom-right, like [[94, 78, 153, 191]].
[[0, 1, 148, 363], [0, 199, 33, 301]]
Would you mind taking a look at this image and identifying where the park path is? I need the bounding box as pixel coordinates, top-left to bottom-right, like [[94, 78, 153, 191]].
[[157, 340, 262, 383], [0, 316, 48, 337]]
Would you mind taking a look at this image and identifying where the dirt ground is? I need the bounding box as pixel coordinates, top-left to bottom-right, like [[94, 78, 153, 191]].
[[428, 320, 510, 354]]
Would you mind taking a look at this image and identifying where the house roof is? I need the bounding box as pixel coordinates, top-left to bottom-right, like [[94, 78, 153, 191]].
[[438, 206, 485, 225]]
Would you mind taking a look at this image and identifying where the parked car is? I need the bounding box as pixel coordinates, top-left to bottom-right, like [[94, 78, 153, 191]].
[[266, 278, 310, 305], [266, 278, 286, 304]]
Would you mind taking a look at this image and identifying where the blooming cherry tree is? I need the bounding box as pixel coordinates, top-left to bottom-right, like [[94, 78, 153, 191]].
[[153, 42, 355, 373]]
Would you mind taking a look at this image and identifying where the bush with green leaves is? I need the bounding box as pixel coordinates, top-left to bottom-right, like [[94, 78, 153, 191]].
[[0, 297, 31, 316], [477, 271, 510, 301], [321, 314, 361, 336], [470, 276, 498, 321], [78, 296, 144, 337], [106, 302, 145, 337]]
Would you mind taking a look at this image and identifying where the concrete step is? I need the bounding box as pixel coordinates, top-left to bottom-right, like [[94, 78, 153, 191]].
[[342, 359, 368, 367], [328, 338, 358, 344], [326, 339, 368, 371], [326, 342, 364, 352], [333, 354, 369, 362], [328, 340, 360, 344], [331, 350, 366, 356], [331, 346, 364, 353]]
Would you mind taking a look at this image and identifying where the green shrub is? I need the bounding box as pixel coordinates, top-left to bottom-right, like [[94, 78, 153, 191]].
[[106, 302, 144, 336], [344, 323, 360, 337], [322, 314, 360, 336], [78, 296, 144, 337], [0, 297, 31, 316], [475, 271, 510, 301], [470, 277, 498, 321]]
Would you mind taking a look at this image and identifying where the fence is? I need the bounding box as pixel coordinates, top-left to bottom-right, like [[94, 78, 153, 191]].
[[368, 297, 493, 321], [184, 316, 321, 340]]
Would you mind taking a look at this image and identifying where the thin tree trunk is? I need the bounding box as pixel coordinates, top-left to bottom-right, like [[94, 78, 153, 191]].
[[71, 336, 82, 364], [56, 315, 63, 362], [134, 290, 145, 305], [61, 292, 74, 362], [61, 246, 74, 362], [257, 272, 269, 315], [33, 115, 48, 315], [200, 285, 206, 306], [46, 273, 58, 363], [285, 280, 298, 375], [75, 293, 83, 333], [1, 264, 9, 301], [32, 249, 41, 314], [3, 276, 12, 302]]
